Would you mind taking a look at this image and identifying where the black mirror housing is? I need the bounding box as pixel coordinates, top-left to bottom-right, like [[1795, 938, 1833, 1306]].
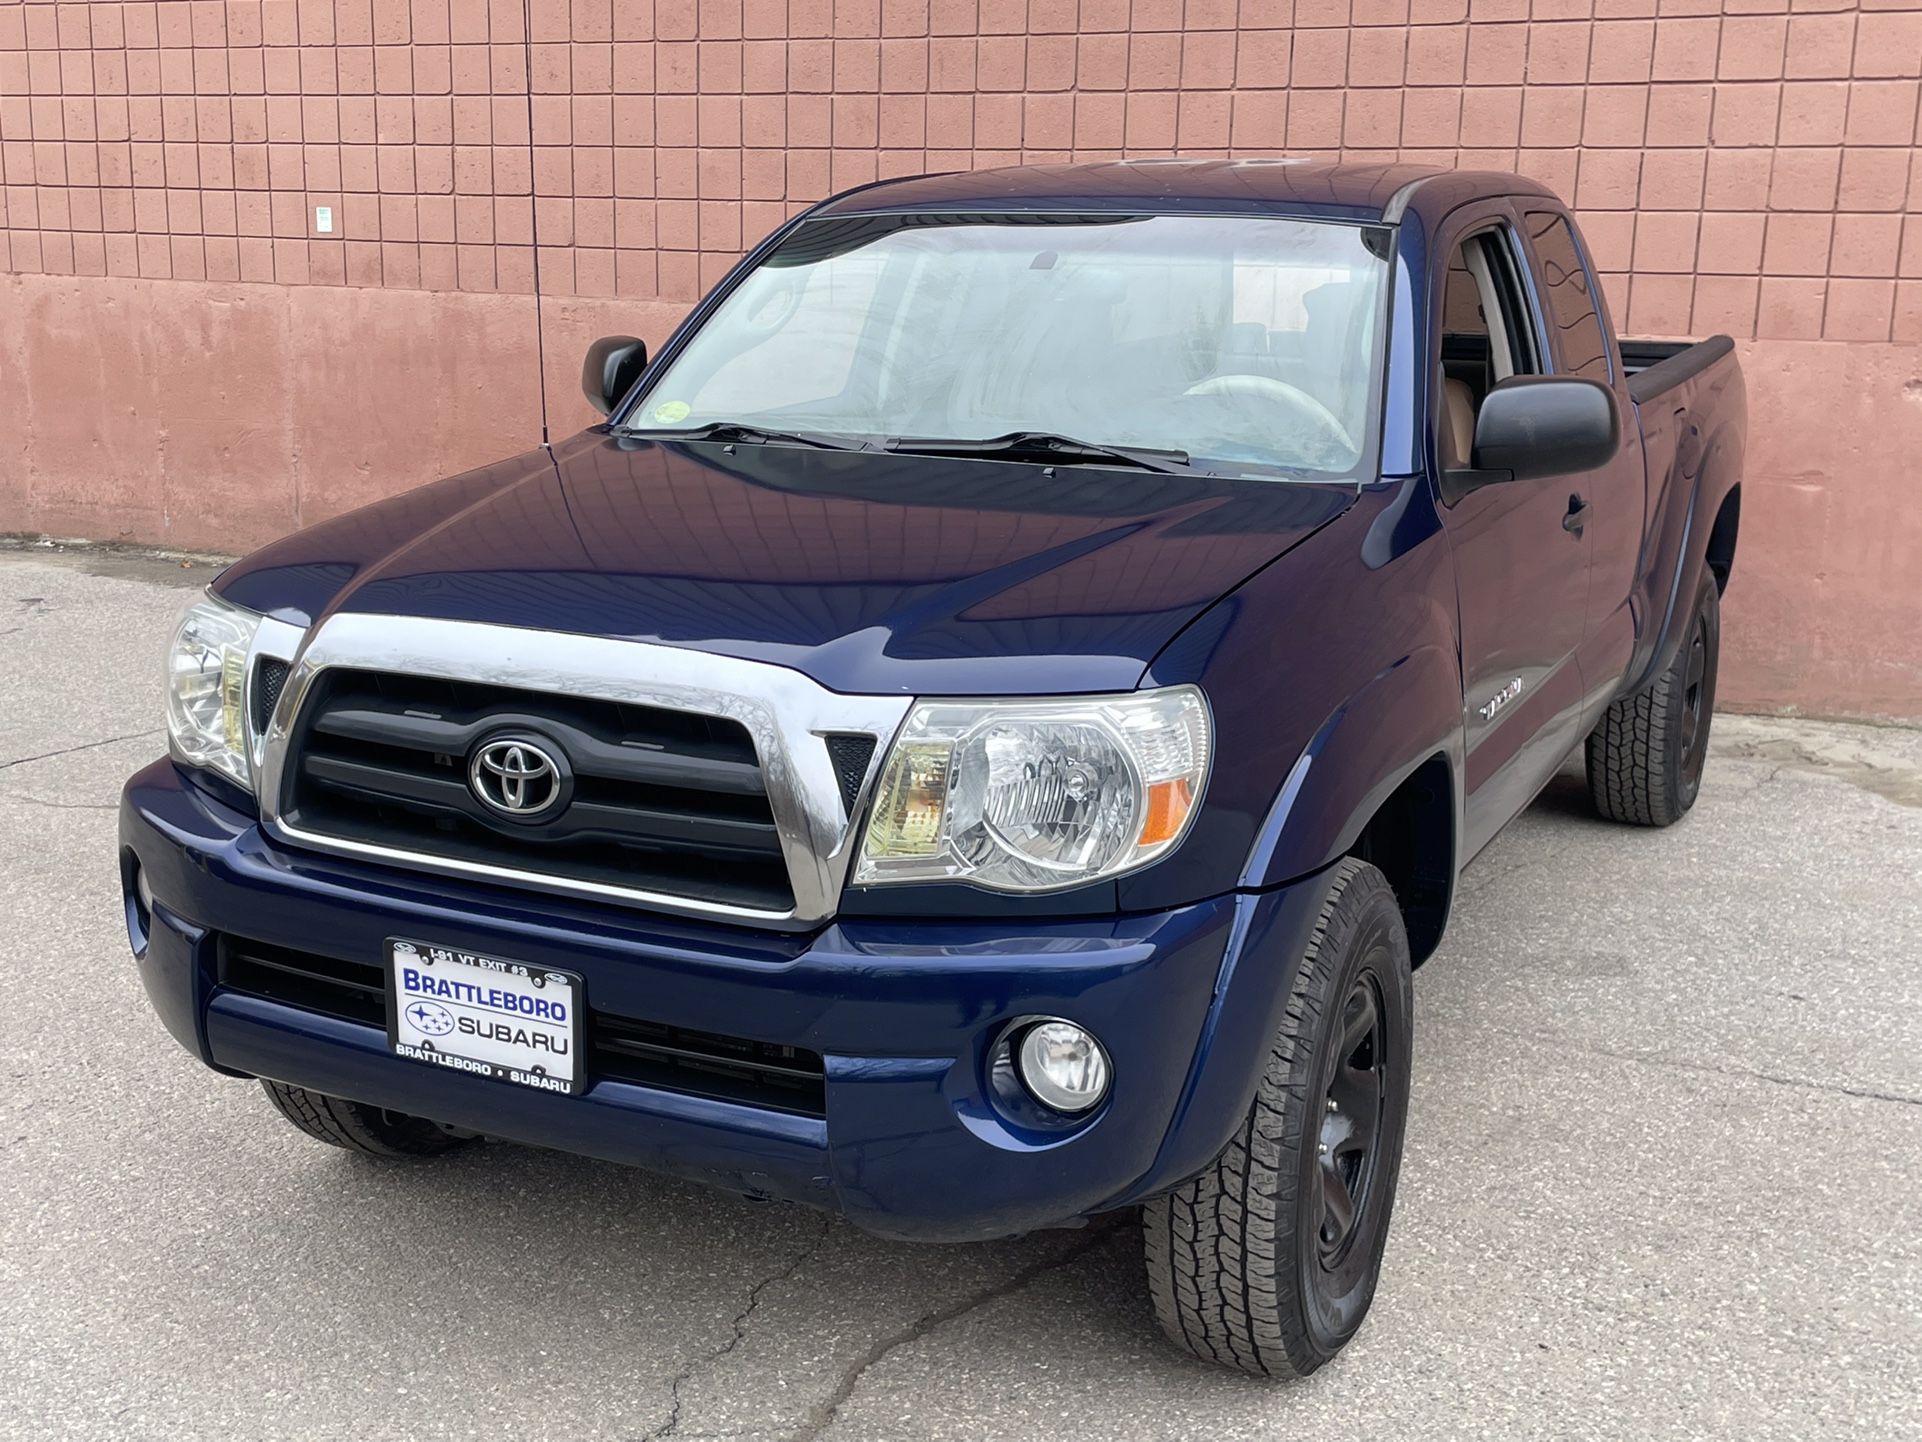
[[1471, 374, 1619, 481], [582, 335, 648, 416]]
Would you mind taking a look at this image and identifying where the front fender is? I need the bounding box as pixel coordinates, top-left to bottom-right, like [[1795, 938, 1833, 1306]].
[[1125, 480, 1461, 913], [1238, 644, 1464, 891]]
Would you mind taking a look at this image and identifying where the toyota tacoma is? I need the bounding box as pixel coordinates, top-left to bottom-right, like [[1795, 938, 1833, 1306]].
[[121, 160, 1745, 1377]]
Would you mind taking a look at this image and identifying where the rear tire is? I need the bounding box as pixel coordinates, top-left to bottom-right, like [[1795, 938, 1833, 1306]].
[[1142, 859, 1413, 1378], [260, 1080, 472, 1158], [1587, 571, 1721, 827]]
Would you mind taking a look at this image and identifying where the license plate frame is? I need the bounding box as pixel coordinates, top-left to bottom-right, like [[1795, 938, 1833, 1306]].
[[386, 938, 585, 1096]]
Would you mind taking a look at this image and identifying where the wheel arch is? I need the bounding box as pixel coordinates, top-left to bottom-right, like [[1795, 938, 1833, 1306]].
[[1624, 362, 1747, 697], [1123, 727, 1458, 1205], [1705, 482, 1740, 593], [1239, 645, 1463, 961], [1346, 751, 1456, 966]]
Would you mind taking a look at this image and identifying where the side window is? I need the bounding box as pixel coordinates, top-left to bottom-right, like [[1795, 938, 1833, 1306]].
[[1436, 226, 1541, 470], [1524, 210, 1611, 383]]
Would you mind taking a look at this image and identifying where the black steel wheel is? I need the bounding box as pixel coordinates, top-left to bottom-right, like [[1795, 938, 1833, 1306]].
[[1677, 606, 1713, 793], [1143, 858, 1414, 1378], [1315, 973, 1388, 1273]]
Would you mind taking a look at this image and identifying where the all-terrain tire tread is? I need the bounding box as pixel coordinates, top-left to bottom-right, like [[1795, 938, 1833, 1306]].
[[1587, 673, 1677, 825], [260, 1080, 466, 1157], [1141, 858, 1398, 1379], [1586, 574, 1720, 828]]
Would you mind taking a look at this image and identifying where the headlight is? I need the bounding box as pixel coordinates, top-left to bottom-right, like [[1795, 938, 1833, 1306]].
[[165, 592, 263, 791], [854, 686, 1210, 893]]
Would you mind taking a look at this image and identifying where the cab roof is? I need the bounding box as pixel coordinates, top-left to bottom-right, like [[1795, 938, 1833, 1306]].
[[814, 158, 1560, 226]]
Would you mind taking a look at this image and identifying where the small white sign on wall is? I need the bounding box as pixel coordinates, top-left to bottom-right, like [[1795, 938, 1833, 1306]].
[[314, 206, 334, 234]]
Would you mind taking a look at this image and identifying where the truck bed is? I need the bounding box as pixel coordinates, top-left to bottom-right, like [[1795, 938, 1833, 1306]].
[[1619, 336, 1736, 404]]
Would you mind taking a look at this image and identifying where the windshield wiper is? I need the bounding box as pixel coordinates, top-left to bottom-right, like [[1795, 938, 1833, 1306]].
[[884, 430, 1194, 475], [621, 421, 869, 451]]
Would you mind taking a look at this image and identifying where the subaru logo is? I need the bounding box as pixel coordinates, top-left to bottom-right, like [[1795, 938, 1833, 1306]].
[[404, 1000, 456, 1037], [469, 736, 565, 818]]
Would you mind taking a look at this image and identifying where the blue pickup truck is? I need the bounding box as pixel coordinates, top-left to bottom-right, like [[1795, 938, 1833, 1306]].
[[122, 160, 1744, 1377]]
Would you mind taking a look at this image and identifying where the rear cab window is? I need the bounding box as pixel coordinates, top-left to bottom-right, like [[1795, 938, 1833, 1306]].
[[1521, 210, 1613, 384]]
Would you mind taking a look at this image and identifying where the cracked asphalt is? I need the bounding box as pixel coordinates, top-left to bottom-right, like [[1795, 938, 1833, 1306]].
[[3, 544, 1920, 1442]]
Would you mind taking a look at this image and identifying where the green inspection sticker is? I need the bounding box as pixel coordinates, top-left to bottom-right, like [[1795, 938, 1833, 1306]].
[[652, 400, 691, 424]]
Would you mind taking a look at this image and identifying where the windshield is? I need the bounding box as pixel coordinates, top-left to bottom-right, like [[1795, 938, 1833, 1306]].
[[625, 212, 1390, 478]]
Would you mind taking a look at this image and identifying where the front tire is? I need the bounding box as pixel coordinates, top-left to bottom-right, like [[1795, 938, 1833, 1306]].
[[1143, 859, 1413, 1378], [261, 1080, 472, 1158], [1587, 570, 1721, 827]]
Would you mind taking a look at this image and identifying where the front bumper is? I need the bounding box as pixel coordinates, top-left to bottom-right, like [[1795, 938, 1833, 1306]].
[[121, 759, 1331, 1242]]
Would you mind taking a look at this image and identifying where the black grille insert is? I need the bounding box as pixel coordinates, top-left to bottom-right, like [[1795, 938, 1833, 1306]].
[[220, 937, 387, 1026], [823, 733, 877, 816], [216, 938, 828, 1117], [590, 1016, 829, 1115], [281, 670, 793, 912], [252, 657, 290, 734]]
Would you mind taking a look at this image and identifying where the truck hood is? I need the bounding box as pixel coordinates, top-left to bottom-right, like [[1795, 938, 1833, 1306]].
[[217, 432, 1358, 695]]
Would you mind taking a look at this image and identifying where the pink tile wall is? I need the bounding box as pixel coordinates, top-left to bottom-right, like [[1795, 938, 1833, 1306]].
[[3, 0, 1920, 341]]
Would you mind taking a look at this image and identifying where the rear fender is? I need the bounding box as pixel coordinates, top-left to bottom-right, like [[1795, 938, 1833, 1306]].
[[1623, 368, 1747, 696]]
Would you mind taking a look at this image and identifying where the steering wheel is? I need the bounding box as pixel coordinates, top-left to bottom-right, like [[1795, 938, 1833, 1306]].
[[1182, 375, 1357, 459]]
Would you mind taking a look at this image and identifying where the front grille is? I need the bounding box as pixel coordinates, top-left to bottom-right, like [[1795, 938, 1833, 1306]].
[[216, 938, 829, 1117], [280, 670, 793, 913]]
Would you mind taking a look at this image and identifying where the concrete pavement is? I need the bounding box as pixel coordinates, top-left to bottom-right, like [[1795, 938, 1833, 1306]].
[[2, 543, 1918, 1441]]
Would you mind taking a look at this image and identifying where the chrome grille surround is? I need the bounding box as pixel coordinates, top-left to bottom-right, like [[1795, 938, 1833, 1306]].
[[255, 613, 911, 928]]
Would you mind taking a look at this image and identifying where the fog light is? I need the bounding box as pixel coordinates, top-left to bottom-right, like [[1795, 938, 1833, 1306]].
[[1016, 1020, 1110, 1114], [134, 865, 155, 920]]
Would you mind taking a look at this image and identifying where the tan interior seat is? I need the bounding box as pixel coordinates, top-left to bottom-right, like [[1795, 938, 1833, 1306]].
[[1439, 372, 1476, 468]]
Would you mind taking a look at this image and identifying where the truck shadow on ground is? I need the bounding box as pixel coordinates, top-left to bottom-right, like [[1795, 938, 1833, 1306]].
[[272, 1123, 1273, 1435], [1515, 760, 1602, 823]]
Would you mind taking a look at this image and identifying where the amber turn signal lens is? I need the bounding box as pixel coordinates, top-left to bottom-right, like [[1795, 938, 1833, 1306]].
[[1137, 776, 1194, 848], [864, 742, 953, 858]]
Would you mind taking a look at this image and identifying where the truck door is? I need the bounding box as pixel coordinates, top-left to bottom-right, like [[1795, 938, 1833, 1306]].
[[1518, 207, 1645, 704], [1430, 212, 1593, 859]]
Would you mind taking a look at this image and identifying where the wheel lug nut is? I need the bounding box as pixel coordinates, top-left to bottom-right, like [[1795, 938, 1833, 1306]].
[[1326, 1098, 1339, 1112]]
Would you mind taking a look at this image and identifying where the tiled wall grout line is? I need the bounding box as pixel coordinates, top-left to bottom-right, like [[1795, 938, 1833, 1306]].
[[1, 1, 1918, 340]]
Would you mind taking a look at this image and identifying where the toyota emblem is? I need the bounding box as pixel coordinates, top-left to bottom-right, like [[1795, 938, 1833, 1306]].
[[469, 737, 566, 818]]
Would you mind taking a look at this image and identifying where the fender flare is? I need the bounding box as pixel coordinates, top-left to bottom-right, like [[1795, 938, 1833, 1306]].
[[1238, 643, 1464, 893], [1623, 393, 1747, 697]]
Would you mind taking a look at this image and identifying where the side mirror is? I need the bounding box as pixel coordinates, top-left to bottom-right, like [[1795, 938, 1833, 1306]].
[[582, 335, 648, 416], [1469, 375, 1619, 481]]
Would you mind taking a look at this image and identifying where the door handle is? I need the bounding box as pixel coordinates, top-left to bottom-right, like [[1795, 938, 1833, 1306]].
[[1562, 496, 1590, 533]]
